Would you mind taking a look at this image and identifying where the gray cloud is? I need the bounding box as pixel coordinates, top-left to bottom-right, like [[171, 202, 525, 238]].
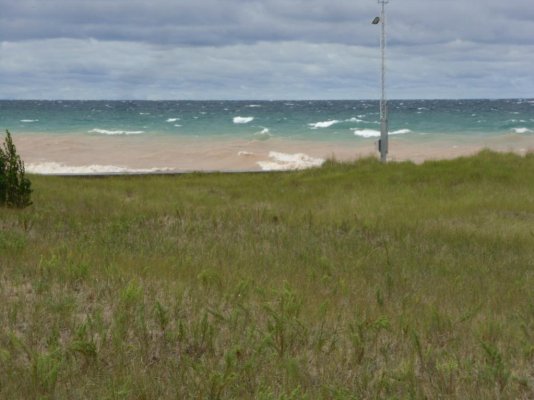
[[3, 0, 531, 46], [0, 0, 533, 99]]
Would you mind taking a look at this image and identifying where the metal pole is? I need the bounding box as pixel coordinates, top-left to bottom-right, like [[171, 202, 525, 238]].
[[378, 0, 389, 163]]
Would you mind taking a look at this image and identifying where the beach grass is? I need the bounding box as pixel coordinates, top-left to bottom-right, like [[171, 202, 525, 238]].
[[1, 150, 533, 399]]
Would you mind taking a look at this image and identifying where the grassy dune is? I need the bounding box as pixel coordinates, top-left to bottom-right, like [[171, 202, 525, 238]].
[[1, 150, 533, 399]]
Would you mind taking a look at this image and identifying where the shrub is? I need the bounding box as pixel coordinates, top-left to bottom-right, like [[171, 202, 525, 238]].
[[0, 130, 32, 208]]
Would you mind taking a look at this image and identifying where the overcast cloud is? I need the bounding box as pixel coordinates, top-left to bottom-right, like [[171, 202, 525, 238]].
[[0, 0, 533, 99]]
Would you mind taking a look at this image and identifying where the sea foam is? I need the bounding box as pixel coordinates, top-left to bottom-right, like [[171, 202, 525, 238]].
[[233, 116, 254, 124], [89, 129, 144, 135], [26, 162, 173, 175], [257, 151, 324, 171]]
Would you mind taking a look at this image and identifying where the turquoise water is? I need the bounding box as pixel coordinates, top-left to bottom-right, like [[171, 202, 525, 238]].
[[1, 99, 533, 142]]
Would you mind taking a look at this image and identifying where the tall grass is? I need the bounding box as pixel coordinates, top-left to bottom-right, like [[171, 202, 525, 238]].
[[1, 150, 533, 399]]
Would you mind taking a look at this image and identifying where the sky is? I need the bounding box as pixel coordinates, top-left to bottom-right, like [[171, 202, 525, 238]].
[[0, 0, 533, 100]]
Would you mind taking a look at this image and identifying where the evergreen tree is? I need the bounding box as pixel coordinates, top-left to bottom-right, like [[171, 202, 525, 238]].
[[0, 130, 32, 208]]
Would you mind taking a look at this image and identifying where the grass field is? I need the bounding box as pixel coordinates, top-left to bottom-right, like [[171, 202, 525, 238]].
[[1, 150, 533, 399]]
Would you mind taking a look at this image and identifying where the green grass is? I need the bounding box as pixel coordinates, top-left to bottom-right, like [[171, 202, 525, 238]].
[[1, 150, 533, 399]]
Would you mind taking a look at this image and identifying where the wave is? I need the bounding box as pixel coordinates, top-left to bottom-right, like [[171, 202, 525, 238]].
[[309, 120, 339, 129], [391, 129, 412, 135], [26, 162, 173, 175], [89, 129, 144, 135], [254, 127, 271, 136], [352, 128, 411, 138], [346, 117, 364, 123], [233, 116, 254, 124], [20, 119, 38, 123], [246, 104, 261, 108], [257, 151, 324, 171], [166, 118, 180, 122], [238, 151, 255, 157], [512, 127, 533, 134], [352, 129, 380, 138]]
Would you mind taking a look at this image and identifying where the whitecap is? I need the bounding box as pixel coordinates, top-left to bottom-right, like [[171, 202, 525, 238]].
[[512, 127, 533, 134], [352, 128, 411, 138], [89, 129, 144, 135], [174, 124, 182, 127], [257, 151, 324, 171], [139, 112, 150, 115], [254, 127, 271, 136], [391, 129, 412, 135], [166, 118, 180, 122], [352, 129, 381, 138], [26, 162, 173, 175], [20, 119, 38, 123], [309, 120, 339, 129], [345, 117, 363, 123], [233, 116, 254, 124], [246, 104, 261, 108], [238, 151, 255, 157]]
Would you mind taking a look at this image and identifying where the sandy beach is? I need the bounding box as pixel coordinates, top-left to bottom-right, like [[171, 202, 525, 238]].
[[12, 132, 534, 174]]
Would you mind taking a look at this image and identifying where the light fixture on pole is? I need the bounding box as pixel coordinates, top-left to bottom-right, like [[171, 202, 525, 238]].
[[372, 0, 389, 163]]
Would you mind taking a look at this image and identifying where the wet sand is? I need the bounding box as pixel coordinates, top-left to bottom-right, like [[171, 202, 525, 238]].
[[12, 132, 534, 174]]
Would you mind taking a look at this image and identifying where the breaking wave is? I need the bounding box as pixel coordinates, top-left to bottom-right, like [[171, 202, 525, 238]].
[[512, 127, 533, 134], [89, 129, 144, 135], [309, 120, 340, 129], [257, 151, 324, 171], [254, 127, 271, 136], [352, 128, 411, 138], [391, 129, 412, 135], [233, 116, 254, 124]]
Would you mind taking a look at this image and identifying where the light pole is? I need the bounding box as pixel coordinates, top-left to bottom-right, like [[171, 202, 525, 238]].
[[372, 0, 389, 163]]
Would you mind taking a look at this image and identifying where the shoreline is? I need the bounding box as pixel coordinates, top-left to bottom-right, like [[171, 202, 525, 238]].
[[12, 132, 534, 175]]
